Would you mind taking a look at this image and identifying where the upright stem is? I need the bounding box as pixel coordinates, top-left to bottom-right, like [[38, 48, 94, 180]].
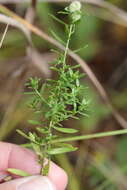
[[40, 145, 47, 175], [41, 121, 52, 175], [63, 24, 74, 68], [41, 24, 74, 175]]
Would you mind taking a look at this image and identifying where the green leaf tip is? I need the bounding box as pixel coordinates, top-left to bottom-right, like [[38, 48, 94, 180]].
[[7, 168, 30, 177], [47, 147, 78, 155], [28, 120, 42, 125], [53, 126, 78, 133]]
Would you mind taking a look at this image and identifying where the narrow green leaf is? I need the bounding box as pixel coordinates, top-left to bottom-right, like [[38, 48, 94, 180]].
[[31, 143, 42, 156], [58, 11, 69, 15], [71, 64, 80, 69], [16, 130, 30, 140], [57, 143, 75, 148], [53, 126, 78, 133], [7, 168, 30, 177], [50, 66, 59, 71], [36, 127, 49, 134], [23, 92, 35, 95], [50, 29, 65, 45], [29, 132, 35, 141], [49, 13, 67, 26], [73, 44, 88, 53], [76, 79, 80, 87], [47, 147, 78, 155], [70, 115, 79, 120], [28, 120, 42, 125]]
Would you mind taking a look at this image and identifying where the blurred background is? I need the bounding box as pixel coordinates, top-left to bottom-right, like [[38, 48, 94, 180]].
[[0, 0, 127, 189]]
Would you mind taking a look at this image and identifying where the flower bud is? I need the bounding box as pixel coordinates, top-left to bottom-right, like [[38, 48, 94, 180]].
[[71, 12, 81, 23], [69, 1, 81, 13]]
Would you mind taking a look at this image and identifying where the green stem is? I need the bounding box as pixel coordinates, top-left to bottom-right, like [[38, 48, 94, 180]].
[[47, 121, 53, 152], [22, 129, 127, 147], [63, 24, 73, 67], [34, 88, 48, 105], [40, 146, 47, 175], [52, 129, 127, 144], [22, 129, 127, 150], [41, 121, 53, 175]]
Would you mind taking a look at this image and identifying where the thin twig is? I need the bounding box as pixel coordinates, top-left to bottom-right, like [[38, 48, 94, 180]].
[[0, 4, 126, 128], [0, 14, 31, 42], [0, 23, 9, 48]]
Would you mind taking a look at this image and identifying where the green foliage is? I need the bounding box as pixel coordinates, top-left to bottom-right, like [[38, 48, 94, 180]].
[[17, 1, 89, 176], [16, 2, 127, 177]]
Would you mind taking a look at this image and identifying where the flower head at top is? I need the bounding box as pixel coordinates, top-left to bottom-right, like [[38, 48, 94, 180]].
[[69, 1, 81, 13], [67, 1, 82, 23]]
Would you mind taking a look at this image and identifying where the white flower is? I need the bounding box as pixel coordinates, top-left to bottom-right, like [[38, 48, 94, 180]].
[[69, 1, 81, 13]]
